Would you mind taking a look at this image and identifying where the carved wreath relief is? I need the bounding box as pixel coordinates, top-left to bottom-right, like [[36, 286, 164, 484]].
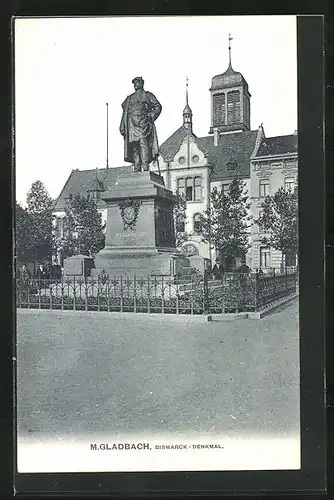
[[119, 199, 142, 231]]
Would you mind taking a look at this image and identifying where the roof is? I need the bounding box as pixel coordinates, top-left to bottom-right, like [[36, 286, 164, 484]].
[[210, 63, 249, 92], [54, 165, 132, 211], [197, 130, 258, 180], [255, 134, 298, 157], [160, 126, 258, 181], [159, 126, 189, 161]]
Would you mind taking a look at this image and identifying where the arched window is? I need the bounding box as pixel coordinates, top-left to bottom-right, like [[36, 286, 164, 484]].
[[193, 213, 201, 233], [176, 215, 185, 233]]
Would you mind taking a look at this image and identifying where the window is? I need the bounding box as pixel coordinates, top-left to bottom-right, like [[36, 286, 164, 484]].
[[227, 160, 237, 170], [186, 177, 193, 201], [177, 176, 202, 202], [213, 93, 226, 126], [193, 213, 201, 233], [194, 176, 202, 201], [178, 156, 186, 165], [285, 253, 296, 267], [221, 183, 230, 196], [284, 177, 295, 191], [54, 217, 63, 239], [227, 90, 240, 124], [177, 178, 185, 197], [259, 179, 269, 197], [176, 215, 185, 233], [260, 247, 270, 268]]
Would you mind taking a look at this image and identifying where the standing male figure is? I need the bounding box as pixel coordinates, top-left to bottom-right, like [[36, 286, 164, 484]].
[[120, 77, 162, 172]]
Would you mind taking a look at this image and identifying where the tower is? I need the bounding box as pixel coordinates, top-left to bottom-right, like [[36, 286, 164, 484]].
[[209, 34, 251, 135], [183, 76, 193, 132]]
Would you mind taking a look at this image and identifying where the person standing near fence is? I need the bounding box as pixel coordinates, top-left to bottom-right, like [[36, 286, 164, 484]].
[[212, 259, 224, 280], [51, 260, 62, 280], [36, 264, 47, 280], [19, 264, 31, 280]]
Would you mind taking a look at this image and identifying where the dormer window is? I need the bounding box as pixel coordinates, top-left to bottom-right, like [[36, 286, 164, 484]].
[[227, 160, 237, 170]]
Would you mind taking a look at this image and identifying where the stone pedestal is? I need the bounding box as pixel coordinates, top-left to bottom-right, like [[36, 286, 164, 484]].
[[63, 254, 95, 278], [92, 171, 192, 278]]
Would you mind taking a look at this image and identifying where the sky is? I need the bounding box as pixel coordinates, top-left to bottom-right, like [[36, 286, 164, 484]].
[[14, 15, 297, 205]]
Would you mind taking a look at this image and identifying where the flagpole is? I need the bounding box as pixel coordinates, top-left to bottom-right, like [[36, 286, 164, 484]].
[[106, 102, 109, 170]]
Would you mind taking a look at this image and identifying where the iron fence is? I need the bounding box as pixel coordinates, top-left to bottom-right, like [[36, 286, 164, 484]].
[[16, 271, 297, 315]]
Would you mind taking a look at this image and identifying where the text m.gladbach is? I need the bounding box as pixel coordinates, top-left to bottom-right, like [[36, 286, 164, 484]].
[[91, 443, 151, 451]]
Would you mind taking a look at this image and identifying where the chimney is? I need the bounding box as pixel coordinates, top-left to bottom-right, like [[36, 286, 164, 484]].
[[213, 128, 220, 147]]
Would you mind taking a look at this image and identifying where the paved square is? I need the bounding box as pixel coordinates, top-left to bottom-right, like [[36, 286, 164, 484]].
[[16, 301, 299, 440]]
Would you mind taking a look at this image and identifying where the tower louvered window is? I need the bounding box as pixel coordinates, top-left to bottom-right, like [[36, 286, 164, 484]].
[[227, 90, 240, 124], [213, 93, 226, 126]]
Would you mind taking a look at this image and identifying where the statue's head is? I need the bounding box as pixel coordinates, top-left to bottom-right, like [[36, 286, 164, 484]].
[[132, 76, 144, 90]]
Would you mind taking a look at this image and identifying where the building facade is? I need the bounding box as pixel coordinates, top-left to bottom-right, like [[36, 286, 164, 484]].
[[53, 49, 298, 271]]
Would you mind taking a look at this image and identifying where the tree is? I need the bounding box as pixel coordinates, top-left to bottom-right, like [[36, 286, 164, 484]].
[[173, 193, 189, 248], [25, 181, 54, 266], [15, 203, 33, 263], [257, 184, 298, 270], [57, 193, 105, 259], [198, 175, 251, 268]]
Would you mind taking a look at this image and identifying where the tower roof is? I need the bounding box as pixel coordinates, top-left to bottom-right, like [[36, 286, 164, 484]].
[[210, 34, 249, 93], [183, 102, 192, 114], [183, 76, 192, 115], [210, 62, 249, 92]]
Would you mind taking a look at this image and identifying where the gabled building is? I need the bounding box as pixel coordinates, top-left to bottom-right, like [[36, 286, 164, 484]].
[[53, 41, 298, 271], [250, 132, 298, 271]]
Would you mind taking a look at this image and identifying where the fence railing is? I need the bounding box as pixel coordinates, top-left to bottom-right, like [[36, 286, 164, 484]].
[[15, 271, 297, 315]]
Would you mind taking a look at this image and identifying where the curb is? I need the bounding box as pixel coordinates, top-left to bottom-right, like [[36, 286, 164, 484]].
[[17, 309, 213, 322], [247, 293, 298, 319]]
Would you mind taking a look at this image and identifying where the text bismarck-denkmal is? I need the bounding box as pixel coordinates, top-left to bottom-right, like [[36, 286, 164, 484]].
[[90, 443, 224, 451]]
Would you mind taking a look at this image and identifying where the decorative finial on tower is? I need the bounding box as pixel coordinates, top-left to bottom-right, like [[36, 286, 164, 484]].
[[186, 76, 189, 106], [228, 33, 233, 68], [183, 76, 193, 131]]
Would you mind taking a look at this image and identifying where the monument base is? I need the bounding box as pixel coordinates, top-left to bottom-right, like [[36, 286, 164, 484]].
[[92, 171, 196, 279], [92, 249, 192, 279]]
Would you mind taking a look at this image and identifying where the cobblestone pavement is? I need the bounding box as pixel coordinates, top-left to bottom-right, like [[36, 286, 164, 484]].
[[16, 300, 299, 439]]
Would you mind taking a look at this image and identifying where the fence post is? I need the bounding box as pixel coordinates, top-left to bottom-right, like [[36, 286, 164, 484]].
[[176, 282, 180, 315], [120, 275, 124, 312], [133, 275, 137, 313], [73, 276, 76, 311], [221, 274, 227, 314], [27, 279, 30, 309], [203, 272, 209, 315], [161, 276, 165, 314], [60, 279, 64, 311], [38, 280, 41, 309], [85, 280, 88, 311], [107, 278, 110, 312], [147, 275, 151, 313]]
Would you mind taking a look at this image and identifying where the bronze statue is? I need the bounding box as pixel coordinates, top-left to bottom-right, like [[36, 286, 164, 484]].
[[120, 77, 162, 172]]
